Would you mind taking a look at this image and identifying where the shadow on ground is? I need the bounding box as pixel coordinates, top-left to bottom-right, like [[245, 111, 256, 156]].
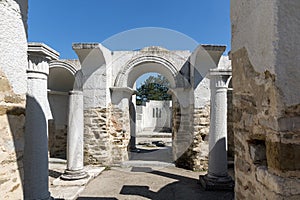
[[129, 146, 173, 163], [77, 198, 117, 200], [77, 166, 234, 200], [49, 169, 62, 179]]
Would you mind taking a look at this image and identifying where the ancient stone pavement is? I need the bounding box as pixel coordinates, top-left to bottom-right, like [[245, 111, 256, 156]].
[[77, 165, 234, 200], [49, 130, 234, 199]]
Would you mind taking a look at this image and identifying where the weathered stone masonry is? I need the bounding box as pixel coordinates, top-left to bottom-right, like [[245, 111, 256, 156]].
[[72, 44, 227, 170], [232, 48, 300, 199], [175, 105, 210, 171], [84, 104, 131, 166], [0, 69, 26, 199], [0, 0, 28, 198], [84, 108, 111, 165], [231, 0, 300, 199]]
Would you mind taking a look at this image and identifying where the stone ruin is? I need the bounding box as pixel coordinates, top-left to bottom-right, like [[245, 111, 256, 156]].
[[0, 0, 299, 199], [47, 44, 230, 171]]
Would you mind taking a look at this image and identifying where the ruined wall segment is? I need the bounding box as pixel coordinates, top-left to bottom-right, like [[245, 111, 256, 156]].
[[74, 43, 228, 170], [0, 0, 28, 95], [231, 0, 300, 199], [0, 0, 28, 198]]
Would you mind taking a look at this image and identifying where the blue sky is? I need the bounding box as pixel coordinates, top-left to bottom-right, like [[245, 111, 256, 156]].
[[28, 0, 230, 59]]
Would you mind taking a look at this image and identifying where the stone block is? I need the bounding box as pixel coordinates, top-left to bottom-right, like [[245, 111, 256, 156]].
[[278, 116, 300, 132], [266, 141, 300, 171], [256, 166, 300, 196], [235, 158, 251, 174]]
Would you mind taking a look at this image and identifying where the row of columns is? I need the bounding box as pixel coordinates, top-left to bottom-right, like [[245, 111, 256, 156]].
[[24, 43, 87, 199], [111, 69, 234, 191], [24, 43, 233, 199]]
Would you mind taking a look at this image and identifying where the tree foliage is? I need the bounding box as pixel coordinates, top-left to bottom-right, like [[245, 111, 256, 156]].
[[136, 75, 171, 105]]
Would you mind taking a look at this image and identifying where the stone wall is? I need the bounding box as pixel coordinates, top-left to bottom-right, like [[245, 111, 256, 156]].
[[175, 104, 210, 171], [192, 106, 210, 170], [0, 0, 28, 198], [136, 100, 172, 133], [83, 104, 130, 166], [108, 104, 130, 164], [48, 120, 67, 159], [84, 107, 111, 165], [0, 0, 28, 95], [231, 1, 300, 199], [227, 88, 234, 158], [48, 93, 69, 159], [0, 69, 26, 198]]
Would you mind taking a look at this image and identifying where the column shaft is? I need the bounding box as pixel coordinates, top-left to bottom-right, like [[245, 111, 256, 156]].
[[200, 69, 234, 191], [24, 43, 59, 199], [208, 85, 228, 176], [24, 74, 51, 200], [61, 90, 88, 180]]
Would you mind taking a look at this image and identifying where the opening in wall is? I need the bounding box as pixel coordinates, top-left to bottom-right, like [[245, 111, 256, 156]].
[[248, 139, 267, 167]]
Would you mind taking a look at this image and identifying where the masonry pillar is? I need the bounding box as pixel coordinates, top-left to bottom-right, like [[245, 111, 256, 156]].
[[61, 90, 88, 180], [24, 43, 59, 199], [168, 88, 194, 163], [110, 87, 135, 161], [200, 69, 234, 190]]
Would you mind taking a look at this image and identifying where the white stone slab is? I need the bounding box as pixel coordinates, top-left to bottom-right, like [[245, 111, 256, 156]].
[[52, 167, 105, 186], [50, 186, 84, 200]]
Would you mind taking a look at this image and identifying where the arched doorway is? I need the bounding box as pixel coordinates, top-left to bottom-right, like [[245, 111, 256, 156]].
[[111, 50, 193, 166], [47, 60, 78, 159], [129, 72, 173, 163], [73, 43, 224, 170]]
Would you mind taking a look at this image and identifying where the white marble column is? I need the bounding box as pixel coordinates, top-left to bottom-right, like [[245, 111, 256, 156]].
[[61, 90, 88, 180], [200, 69, 234, 190], [24, 43, 59, 199]]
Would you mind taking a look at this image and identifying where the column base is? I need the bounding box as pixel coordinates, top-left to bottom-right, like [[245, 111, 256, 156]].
[[60, 169, 89, 180], [199, 174, 234, 191]]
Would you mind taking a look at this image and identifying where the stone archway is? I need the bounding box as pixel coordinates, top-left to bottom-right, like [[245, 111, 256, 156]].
[[114, 54, 178, 88], [72, 43, 225, 170], [112, 52, 190, 164], [48, 60, 78, 159]]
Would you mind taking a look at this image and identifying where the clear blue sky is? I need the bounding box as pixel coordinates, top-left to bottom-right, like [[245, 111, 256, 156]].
[[28, 0, 231, 59]]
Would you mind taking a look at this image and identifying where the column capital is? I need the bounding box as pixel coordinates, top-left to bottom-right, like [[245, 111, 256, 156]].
[[110, 87, 135, 105], [28, 42, 60, 60], [27, 43, 59, 77], [209, 69, 232, 89]]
